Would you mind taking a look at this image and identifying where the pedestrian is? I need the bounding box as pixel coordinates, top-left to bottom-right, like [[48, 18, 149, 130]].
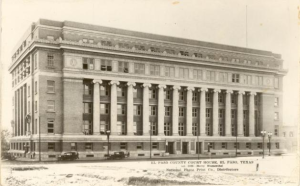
[[33, 152, 35, 159], [256, 160, 259, 171]]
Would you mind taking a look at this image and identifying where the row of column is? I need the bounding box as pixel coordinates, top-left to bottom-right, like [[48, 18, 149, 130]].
[[92, 80, 256, 137]]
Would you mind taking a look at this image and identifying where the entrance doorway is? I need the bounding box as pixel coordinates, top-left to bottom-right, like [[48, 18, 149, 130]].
[[182, 142, 188, 154], [167, 142, 174, 154], [196, 142, 202, 154]]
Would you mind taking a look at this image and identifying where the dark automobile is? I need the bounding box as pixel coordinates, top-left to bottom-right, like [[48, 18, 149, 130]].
[[58, 152, 79, 161], [107, 151, 128, 160], [2, 152, 16, 161]]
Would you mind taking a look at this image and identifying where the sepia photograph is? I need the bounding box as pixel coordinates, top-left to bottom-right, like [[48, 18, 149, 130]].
[[0, 0, 299, 185]]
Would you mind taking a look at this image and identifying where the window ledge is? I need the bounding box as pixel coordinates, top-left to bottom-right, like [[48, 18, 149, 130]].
[[47, 111, 56, 113], [47, 92, 55, 94]]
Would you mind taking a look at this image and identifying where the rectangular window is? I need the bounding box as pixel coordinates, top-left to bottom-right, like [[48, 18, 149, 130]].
[[101, 59, 112, 71], [47, 54, 54, 67], [118, 61, 129, 73], [120, 143, 127, 150], [71, 143, 77, 151], [47, 119, 54, 133], [83, 58, 94, 70], [48, 143, 55, 151], [208, 142, 214, 149], [150, 89, 156, 99], [164, 90, 171, 100], [134, 63, 145, 74], [47, 100, 55, 112], [135, 45, 145, 51], [246, 143, 251, 149], [192, 92, 197, 101], [117, 86, 126, 97], [231, 110, 236, 119], [219, 109, 224, 118], [85, 143, 93, 150], [179, 107, 185, 117], [221, 143, 227, 149], [274, 112, 279, 120], [150, 106, 157, 116], [83, 82, 92, 95], [118, 43, 130, 49], [165, 106, 171, 116], [100, 104, 109, 114], [164, 123, 171, 136], [150, 65, 160, 76], [274, 97, 279, 106], [117, 122, 126, 135], [83, 120, 92, 135], [134, 105, 142, 116], [257, 143, 262, 149], [218, 94, 224, 103], [47, 80, 55, 93], [84, 103, 92, 114], [34, 81, 37, 94], [184, 68, 189, 79], [192, 108, 198, 117], [231, 94, 236, 104], [150, 47, 160, 53], [205, 93, 211, 103], [192, 123, 198, 136], [178, 123, 185, 136], [101, 41, 112, 46], [137, 142, 143, 150], [179, 91, 184, 101], [100, 121, 109, 133], [35, 101, 37, 112], [179, 68, 184, 78], [152, 142, 159, 149], [232, 74, 240, 83], [206, 108, 211, 118], [234, 143, 240, 149], [100, 85, 110, 96], [165, 66, 174, 77], [165, 49, 175, 55], [194, 53, 202, 58], [150, 122, 157, 135], [117, 104, 126, 115], [180, 51, 189, 56], [275, 143, 280, 149]]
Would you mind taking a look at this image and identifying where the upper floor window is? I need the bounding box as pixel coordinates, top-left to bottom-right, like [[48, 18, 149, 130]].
[[232, 74, 240, 83], [192, 108, 198, 117], [101, 59, 112, 71], [83, 58, 94, 70], [118, 61, 129, 73], [219, 109, 224, 118], [218, 94, 224, 103], [101, 41, 112, 46], [47, 80, 55, 93], [165, 49, 175, 55], [179, 107, 185, 117], [164, 90, 171, 100], [150, 65, 160, 76], [206, 71, 215, 81], [34, 53, 37, 70], [274, 112, 279, 120], [205, 93, 211, 103], [274, 97, 279, 106], [192, 92, 197, 102], [193, 69, 202, 80], [219, 72, 228, 82], [165, 66, 175, 77], [150, 89, 156, 99], [206, 108, 211, 118], [208, 55, 215, 60], [47, 100, 55, 112], [118, 43, 130, 49], [117, 86, 126, 97], [117, 104, 126, 115], [231, 110, 236, 119], [100, 85, 110, 96], [83, 103, 92, 114], [47, 119, 54, 133], [194, 53, 202, 58], [100, 104, 109, 114], [135, 45, 145, 51], [179, 91, 185, 101], [134, 63, 145, 74], [180, 51, 189, 56], [165, 106, 171, 116], [47, 54, 54, 67], [83, 81, 92, 95], [289, 132, 293, 137], [134, 105, 142, 116], [231, 94, 236, 104], [150, 106, 157, 116]]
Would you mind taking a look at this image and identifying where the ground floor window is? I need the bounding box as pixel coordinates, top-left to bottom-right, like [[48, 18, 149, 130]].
[[234, 142, 240, 149], [152, 142, 158, 150], [48, 143, 55, 151], [221, 142, 227, 149], [120, 143, 127, 150], [137, 142, 143, 150], [71, 143, 77, 151], [85, 143, 93, 150], [246, 143, 251, 149], [257, 143, 262, 149], [276, 143, 280, 149]]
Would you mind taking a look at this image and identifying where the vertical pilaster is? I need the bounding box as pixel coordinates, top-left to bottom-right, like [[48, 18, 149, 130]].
[[237, 91, 245, 136], [225, 90, 233, 136], [109, 80, 120, 135], [127, 82, 136, 135], [158, 84, 166, 136], [200, 88, 207, 136], [249, 92, 256, 137], [93, 79, 102, 135], [186, 86, 194, 136], [143, 83, 151, 135], [172, 85, 181, 136], [213, 89, 220, 136]]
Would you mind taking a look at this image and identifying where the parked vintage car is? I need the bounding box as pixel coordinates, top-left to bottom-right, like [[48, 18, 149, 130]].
[[107, 151, 129, 160], [57, 152, 79, 161], [1, 152, 16, 161]]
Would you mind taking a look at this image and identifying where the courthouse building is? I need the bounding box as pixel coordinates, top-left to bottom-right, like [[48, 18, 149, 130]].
[[9, 19, 287, 160]]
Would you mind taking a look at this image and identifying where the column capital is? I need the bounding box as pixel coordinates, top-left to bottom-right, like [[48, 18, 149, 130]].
[[172, 85, 181, 90], [109, 80, 120, 86], [199, 87, 208, 92], [142, 83, 151, 88], [127, 82, 136, 87], [237, 90, 245, 95], [226, 89, 233, 94], [213, 89, 221, 93], [158, 84, 167, 89], [92, 79, 102, 84], [185, 86, 195, 91], [249, 91, 257, 96]]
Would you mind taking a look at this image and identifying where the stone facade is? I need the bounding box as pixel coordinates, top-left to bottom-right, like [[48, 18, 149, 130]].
[[9, 19, 287, 160]]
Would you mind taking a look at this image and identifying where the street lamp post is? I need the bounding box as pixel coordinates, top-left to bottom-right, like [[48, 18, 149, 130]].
[[149, 129, 152, 159], [106, 130, 111, 158], [261, 130, 266, 159], [267, 132, 272, 156], [197, 125, 199, 160]]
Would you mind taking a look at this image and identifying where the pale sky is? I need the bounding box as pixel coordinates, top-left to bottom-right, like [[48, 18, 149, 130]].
[[1, 0, 299, 131]]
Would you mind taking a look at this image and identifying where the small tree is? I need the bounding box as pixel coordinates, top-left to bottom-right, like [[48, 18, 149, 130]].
[[1, 129, 11, 157]]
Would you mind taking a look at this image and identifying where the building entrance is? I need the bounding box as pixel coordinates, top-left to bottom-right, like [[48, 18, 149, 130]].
[[167, 142, 174, 154], [196, 142, 202, 154], [182, 142, 188, 154]]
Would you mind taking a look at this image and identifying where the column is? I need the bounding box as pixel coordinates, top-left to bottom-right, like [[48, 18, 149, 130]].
[[249, 92, 256, 137], [213, 89, 220, 136], [93, 79, 102, 135], [199, 88, 207, 136], [237, 91, 245, 136], [142, 83, 151, 135], [173, 141, 177, 154], [225, 90, 233, 136], [109, 80, 120, 135], [186, 86, 194, 136], [158, 84, 166, 136], [172, 85, 181, 136], [127, 82, 136, 136]]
